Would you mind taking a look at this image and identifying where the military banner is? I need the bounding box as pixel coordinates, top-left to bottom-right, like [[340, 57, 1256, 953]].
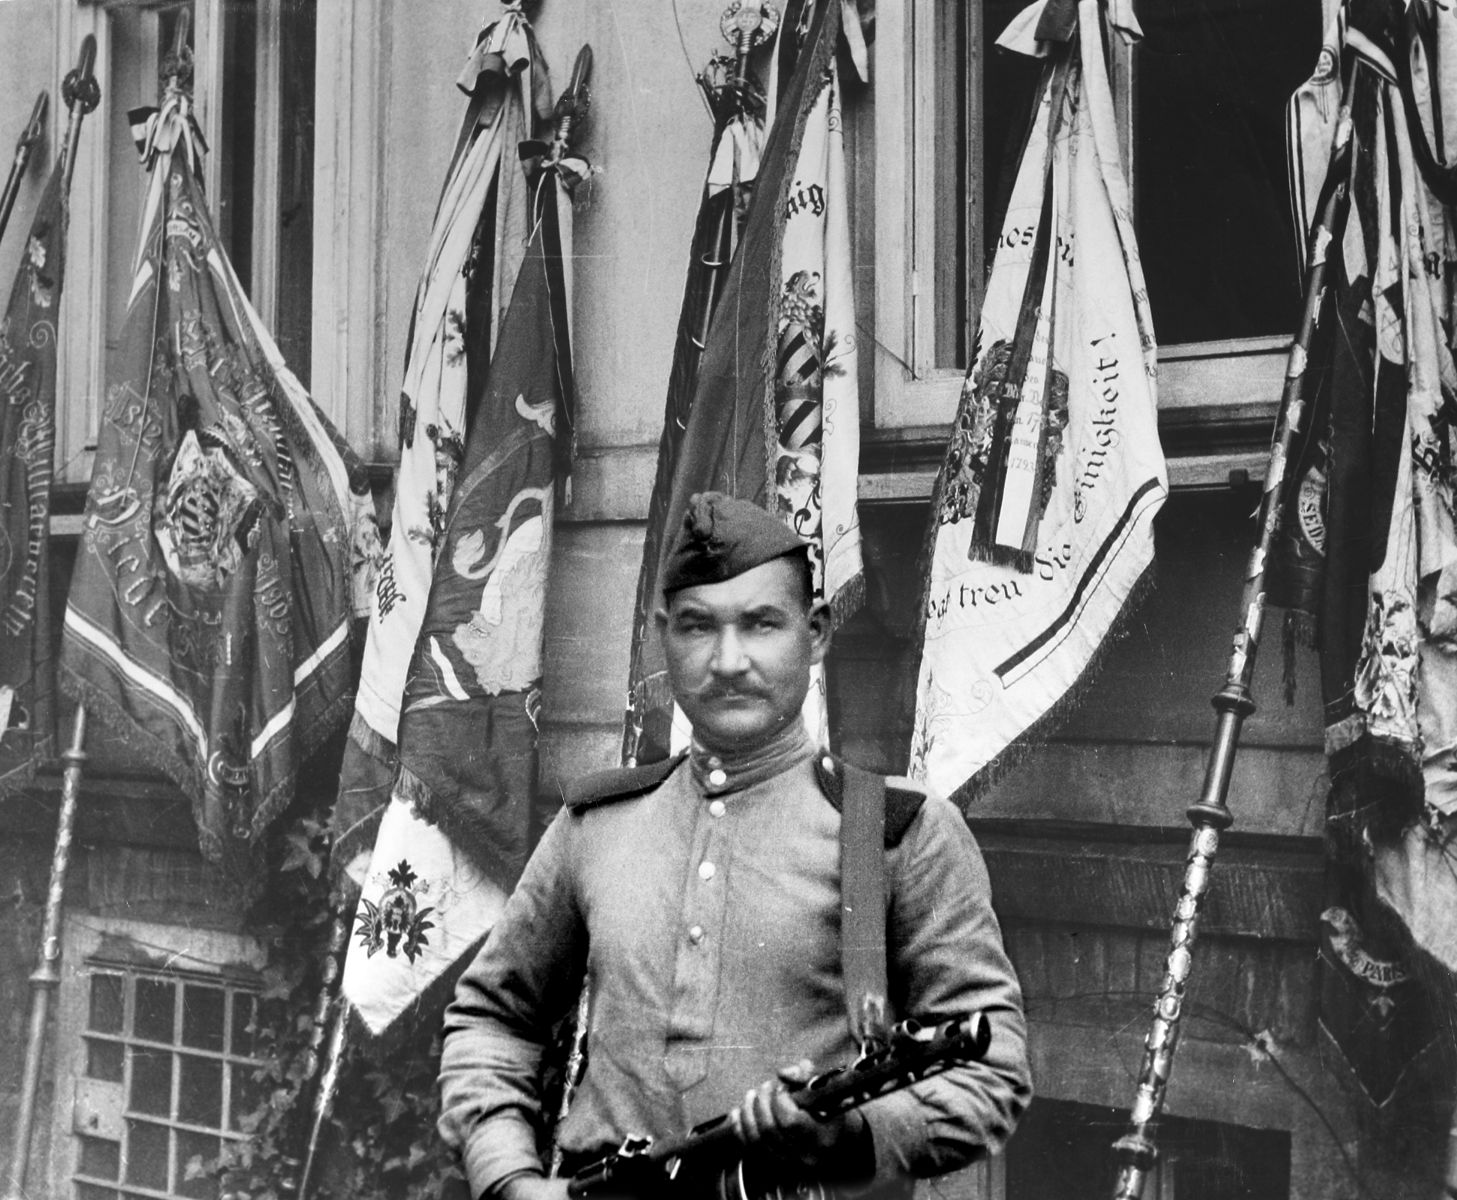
[[60, 85, 366, 866], [0, 164, 65, 791], [909, 0, 1167, 805], [621, 18, 767, 765], [332, 10, 548, 880], [623, 0, 863, 761], [341, 56, 586, 1041]]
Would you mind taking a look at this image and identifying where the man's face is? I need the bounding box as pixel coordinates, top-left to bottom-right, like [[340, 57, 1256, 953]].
[[657, 556, 831, 755]]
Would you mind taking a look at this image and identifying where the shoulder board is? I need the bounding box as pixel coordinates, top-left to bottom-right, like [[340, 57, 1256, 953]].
[[813, 753, 928, 847], [562, 753, 686, 813]]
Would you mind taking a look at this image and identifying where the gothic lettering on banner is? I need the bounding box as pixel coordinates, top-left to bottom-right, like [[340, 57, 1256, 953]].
[[911, 0, 1167, 806], [0, 165, 67, 792], [60, 73, 371, 874]]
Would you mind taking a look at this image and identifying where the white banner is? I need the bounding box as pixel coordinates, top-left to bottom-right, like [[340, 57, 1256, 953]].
[[342, 795, 506, 1035], [910, 0, 1166, 802]]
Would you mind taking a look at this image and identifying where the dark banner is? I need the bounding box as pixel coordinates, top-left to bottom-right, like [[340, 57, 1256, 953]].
[[0, 164, 66, 791], [61, 98, 360, 867], [623, 0, 841, 764]]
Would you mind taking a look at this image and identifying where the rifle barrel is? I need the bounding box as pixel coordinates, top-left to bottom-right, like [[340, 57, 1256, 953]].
[[568, 1013, 990, 1197]]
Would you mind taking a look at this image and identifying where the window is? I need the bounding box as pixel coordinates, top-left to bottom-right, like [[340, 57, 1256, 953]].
[[870, 0, 1323, 482], [50, 918, 267, 1200], [55, 0, 316, 486]]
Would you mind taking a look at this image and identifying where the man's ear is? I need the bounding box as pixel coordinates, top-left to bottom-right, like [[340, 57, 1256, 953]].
[[807, 598, 832, 665]]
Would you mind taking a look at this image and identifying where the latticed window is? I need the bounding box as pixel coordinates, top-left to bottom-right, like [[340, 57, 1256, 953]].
[[70, 965, 264, 1200]]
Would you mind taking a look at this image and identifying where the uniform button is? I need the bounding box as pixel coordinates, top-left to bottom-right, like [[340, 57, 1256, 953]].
[[698, 861, 716, 881], [688, 925, 705, 944], [707, 768, 728, 788], [708, 799, 726, 818], [821, 755, 835, 772]]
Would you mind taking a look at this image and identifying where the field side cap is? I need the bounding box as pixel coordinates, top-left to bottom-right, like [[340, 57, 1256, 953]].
[[661, 492, 808, 594]]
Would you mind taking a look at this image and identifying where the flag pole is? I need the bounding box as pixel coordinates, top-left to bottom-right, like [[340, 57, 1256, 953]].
[[4, 707, 87, 1200], [1109, 62, 1357, 1200], [3, 37, 100, 1200], [0, 90, 47, 251], [61, 37, 100, 191], [294, 903, 351, 1200], [691, 2, 775, 355]]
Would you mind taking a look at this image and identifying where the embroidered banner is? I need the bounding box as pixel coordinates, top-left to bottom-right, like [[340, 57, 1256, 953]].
[[909, 0, 1167, 805], [340, 57, 584, 1042], [0, 164, 66, 791], [332, 11, 548, 879], [620, 96, 764, 765], [623, 0, 862, 761], [61, 90, 369, 866]]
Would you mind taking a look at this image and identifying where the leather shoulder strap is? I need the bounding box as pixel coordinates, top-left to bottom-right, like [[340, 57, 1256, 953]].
[[561, 753, 685, 813], [814, 753, 927, 846], [839, 760, 889, 1048]]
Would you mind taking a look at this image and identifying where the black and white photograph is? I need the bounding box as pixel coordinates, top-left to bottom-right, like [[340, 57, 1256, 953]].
[[0, 1, 1454, 1197]]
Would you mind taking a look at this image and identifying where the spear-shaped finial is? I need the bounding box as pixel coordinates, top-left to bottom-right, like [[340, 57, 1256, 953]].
[[61, 35, 100, 190], [0, 91, 49, 250], [161, 10, 194, 95]]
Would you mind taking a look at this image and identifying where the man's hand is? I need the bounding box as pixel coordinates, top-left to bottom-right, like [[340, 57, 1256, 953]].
[[495, 1172, 570, 1200], [729, 1059, 874, 1184]]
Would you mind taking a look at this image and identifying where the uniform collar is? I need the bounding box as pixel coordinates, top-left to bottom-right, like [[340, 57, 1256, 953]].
[[689, 718, 815, 796]]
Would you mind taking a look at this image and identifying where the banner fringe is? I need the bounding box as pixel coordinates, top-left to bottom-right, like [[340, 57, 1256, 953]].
[[341, 930, 490, 1062], [945, 559, 1158, 812], [61, 654, 353, 874], [346, 709, 398, 764], [397, 763, 528, 895], [964, 542, 1037, 575], [827, 569, 865, 630]]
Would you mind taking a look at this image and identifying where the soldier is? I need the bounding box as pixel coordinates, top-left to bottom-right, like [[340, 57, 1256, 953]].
[[439, 492, 1030, 1199]]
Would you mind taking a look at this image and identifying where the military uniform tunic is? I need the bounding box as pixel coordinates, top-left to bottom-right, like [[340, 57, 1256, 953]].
[[439, 731, 1030, 1196]]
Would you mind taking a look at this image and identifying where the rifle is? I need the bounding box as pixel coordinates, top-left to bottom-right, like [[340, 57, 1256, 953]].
[[567, 1012, 992, 1199]]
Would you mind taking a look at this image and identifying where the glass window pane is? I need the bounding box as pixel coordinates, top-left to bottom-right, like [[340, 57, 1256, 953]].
[[1132, 0, 1322, 344], [228, 1063, 261, 1134], [931, 0, 1044, 370], [174, 1131, 221, 1200], [75, 1183, 118, 1200], [227, 1063, 262, 1134], [178, 1055, 224, 1129], [273, 0, 317, 384], [128, 1046, 173, 1118], [122, 1120, 170, 1191], [218, 1, 258, 292], [86, 1038, 125, 1084], [77, 1136, 121, 1182], [229, 994, 256, 1058], [88, 974, 125, 1034], [133, 978, 175, 1044], [181, 986, 225, 1052]]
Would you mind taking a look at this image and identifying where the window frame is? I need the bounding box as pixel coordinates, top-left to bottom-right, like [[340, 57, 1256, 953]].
[[56, 0, 309, 486], [869, 2, 1292, 491], [47, 914, 266, 1200]]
